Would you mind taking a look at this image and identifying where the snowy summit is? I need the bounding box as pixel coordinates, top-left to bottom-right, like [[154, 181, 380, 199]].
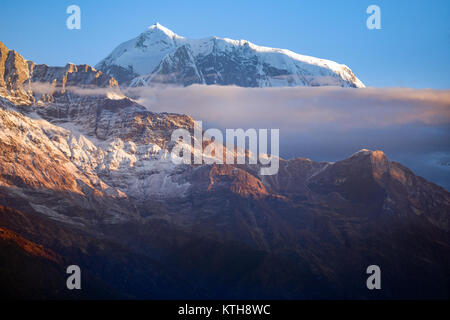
[[96, 23, 365, 88]]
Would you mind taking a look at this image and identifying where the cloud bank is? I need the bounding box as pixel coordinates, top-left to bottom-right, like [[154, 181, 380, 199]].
[[125, 85, 450, 129]]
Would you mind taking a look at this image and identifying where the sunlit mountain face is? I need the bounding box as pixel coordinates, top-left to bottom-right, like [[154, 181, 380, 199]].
[[96, 23, 365, 88], [0, 30, 449, 300]]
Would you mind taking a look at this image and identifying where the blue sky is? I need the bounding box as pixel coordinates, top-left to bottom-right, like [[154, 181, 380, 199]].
[[0, 0, 449, 88]]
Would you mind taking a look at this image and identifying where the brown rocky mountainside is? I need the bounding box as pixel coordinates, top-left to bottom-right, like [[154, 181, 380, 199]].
[[0, 41, 118, 105], [0, 41, 449, 299]]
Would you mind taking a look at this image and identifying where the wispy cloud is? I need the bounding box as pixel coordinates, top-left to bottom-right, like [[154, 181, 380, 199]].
[[25, 82, 124, 98]]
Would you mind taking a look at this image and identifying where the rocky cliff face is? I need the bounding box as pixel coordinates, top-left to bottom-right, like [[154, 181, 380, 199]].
[[0, 42, 449, 299], [96, 23, 365, 88], [0, 41, 118, 105]]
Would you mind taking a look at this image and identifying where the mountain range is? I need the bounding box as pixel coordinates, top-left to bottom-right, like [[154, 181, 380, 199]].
[[96, 23, 365, 88], [0, 38, 449, 299]]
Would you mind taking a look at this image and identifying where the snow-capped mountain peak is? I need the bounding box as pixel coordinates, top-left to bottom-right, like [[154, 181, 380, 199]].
[[96, 24, 365, 88], [146, 22, 184, 40]]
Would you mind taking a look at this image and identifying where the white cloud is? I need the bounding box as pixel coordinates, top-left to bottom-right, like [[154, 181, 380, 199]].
[[124, 85, 450, 130]]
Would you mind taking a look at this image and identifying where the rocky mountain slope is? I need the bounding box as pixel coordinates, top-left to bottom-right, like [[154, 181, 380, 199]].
[[0, 41, 449, 299], [96, 23, 365, 88]]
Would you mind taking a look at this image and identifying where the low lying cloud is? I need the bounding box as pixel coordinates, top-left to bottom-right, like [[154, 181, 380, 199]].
[[25, 82, 124, 98], [125, 85, 450, 130]]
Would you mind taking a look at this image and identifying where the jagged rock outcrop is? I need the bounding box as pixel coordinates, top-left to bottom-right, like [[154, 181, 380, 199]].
[[0, 41, 118, 105]]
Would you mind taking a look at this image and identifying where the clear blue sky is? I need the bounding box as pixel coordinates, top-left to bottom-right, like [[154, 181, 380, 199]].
[[0, 0, 449, 88]]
